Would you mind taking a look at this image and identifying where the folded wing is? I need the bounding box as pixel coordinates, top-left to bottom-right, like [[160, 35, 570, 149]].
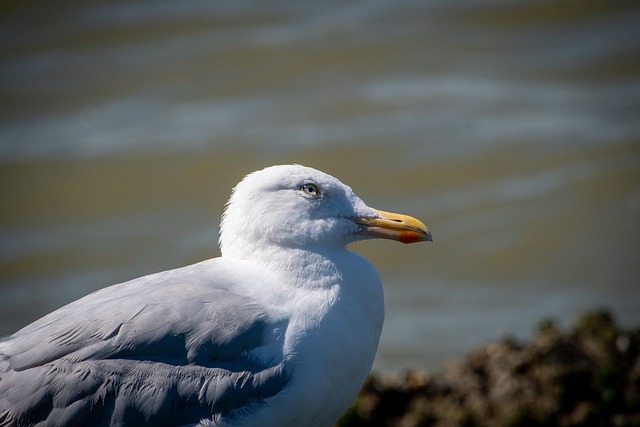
[[0, 259, 289, 426]]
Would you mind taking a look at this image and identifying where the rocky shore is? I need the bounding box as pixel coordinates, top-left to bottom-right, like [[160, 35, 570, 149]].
[[337, 310, 640, 427]]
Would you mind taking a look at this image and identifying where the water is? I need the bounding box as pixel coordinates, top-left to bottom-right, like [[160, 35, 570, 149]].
[[1, 0, 639, 372]]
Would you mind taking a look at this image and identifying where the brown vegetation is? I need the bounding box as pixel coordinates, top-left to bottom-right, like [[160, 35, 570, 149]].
[[338, 310, 640, 427]]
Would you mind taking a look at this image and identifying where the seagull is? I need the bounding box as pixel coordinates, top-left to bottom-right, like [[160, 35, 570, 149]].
[[0, 164, 431, 427]]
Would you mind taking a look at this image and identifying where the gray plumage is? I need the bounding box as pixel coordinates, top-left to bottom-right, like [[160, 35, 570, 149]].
[[0, 258, 288, 426]]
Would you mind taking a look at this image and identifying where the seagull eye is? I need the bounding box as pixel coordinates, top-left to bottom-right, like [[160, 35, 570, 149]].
[[301, 183, 320, 197]]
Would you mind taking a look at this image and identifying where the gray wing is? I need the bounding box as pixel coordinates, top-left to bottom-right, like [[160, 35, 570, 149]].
[[0, 258, 290, 426]]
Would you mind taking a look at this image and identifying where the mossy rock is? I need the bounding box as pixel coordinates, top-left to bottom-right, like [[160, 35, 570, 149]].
[[337, 309, 640, 427]]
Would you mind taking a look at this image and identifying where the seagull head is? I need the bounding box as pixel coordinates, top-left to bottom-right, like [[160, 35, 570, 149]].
[[219, 165, 431, 258]]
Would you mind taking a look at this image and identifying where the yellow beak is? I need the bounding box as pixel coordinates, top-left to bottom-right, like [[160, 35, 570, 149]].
[[355, 209, 432, 244]]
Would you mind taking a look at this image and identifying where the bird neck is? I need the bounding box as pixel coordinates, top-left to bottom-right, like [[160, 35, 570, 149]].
[[222, 241, 346, 291]]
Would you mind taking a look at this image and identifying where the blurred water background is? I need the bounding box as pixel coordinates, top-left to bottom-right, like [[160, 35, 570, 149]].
[[1, 0, 639, 372]]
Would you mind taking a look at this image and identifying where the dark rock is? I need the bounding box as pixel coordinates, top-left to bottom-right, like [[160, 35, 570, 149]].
[[336, 309, 640, 427]]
